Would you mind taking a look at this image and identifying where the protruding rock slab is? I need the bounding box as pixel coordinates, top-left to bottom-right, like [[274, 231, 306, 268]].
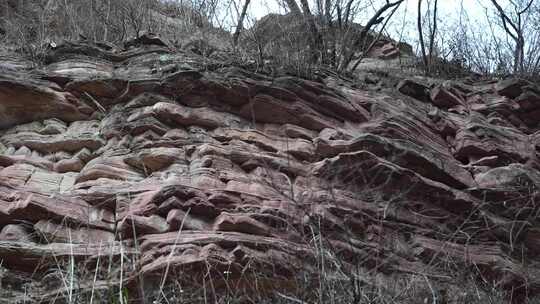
[[0, 241, 132, 271], [0, 77, 89, 129]]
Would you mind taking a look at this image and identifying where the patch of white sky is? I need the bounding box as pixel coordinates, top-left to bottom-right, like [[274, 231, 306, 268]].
[[248, 0, 496, 23], [241, 0, 513, 48]]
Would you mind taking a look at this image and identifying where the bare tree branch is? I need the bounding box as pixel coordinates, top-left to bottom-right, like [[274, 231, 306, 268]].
[[339, 0, 405, 71], [418, 0, 428, 69], [232, 0, 251, 47]]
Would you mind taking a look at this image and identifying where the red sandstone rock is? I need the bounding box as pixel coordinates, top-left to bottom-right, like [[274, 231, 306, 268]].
[[0, 224, 33, 242], [0, 40, 539, 303], [166, 209, 211, 230], [397, 79, 431, 103], [0, 77, 89, 129], [430, 85, 464, 108], [495, 78, 531, 98], [34, 220, 115, 243]]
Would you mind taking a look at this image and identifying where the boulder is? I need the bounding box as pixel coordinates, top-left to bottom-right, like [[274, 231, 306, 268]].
[[430, 85, 463, 108], [495, 78, 531, 98], [0, 77, 89, 129], [397, 79, 431, 103]]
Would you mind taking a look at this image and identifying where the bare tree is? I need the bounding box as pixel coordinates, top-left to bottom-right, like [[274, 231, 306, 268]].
[[232, 0, 251, 47], [283, 0, 324, 63], [417, 0, 428, 69], [489, 0, 534, 74], [284, 0, 302, 16], [339, 0, 405, 71], [417, 0, 438, 73], [428, 0, 438, 65], [275, 0, 406, 72], [350, 0, 402, 71]]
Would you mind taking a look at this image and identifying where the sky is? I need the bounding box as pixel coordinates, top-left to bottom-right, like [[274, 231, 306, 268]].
[[245, 1, 482, 34], [241, 0, 507, 52], [248, 0, 488, 21]]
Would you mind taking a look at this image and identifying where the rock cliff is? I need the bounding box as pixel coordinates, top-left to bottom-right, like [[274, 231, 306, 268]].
[[0, 35, 539, 303]]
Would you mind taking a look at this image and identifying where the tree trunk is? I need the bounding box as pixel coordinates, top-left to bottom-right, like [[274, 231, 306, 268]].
[[299, 0, 324, 63], [284, 0, 323, 64], [428, 0, 438, 66], [515, 35, 525, 74], [488, 0, 533, 75], [339, 0, 404, 71], [418, 0, 429, 71], [232, 0, 251, 47], [104, 0, 111, 42], [284, 0, 302, 16], [344, 0, 354, 26], [325, 0, 335, 66]]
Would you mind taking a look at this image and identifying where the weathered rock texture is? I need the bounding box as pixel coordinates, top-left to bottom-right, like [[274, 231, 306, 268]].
[[1, 36, 540, 303]]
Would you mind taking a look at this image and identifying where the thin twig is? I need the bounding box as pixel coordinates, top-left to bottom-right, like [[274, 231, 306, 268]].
[[84, 92, 107, 113]]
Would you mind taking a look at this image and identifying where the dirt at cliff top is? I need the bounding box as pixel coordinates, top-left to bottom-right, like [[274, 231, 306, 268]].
[[0, 34, 539, 303]]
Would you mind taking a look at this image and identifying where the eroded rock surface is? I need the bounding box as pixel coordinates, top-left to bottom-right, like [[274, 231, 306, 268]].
[[1, 38, 539, 303]]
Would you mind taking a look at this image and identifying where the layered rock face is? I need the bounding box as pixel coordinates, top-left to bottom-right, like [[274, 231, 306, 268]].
[[0, 36, 540, 303]]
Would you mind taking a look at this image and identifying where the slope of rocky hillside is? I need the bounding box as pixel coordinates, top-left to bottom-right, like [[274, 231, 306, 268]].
[[0, 34, 539, 303]]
